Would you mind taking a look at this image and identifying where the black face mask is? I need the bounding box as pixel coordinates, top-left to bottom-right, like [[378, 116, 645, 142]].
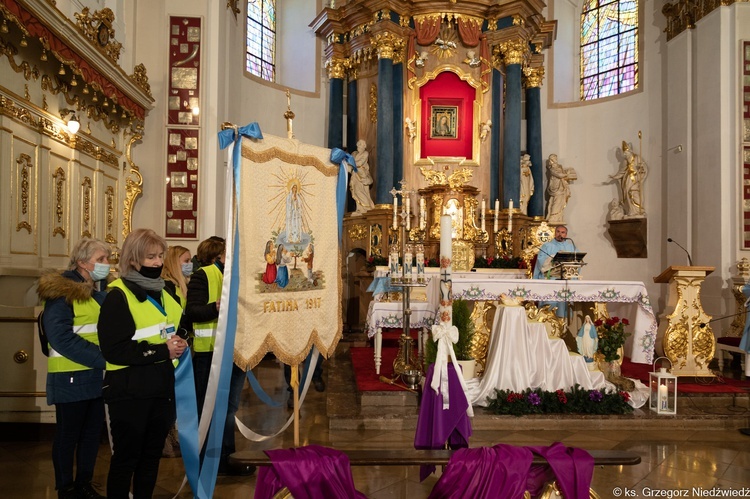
[[214, 260, 225, 273], [138, 265, 163, 279]]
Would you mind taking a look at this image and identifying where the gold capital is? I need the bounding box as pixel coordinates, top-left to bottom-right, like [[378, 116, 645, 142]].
[[498, 39, 529, 66], [326, 57, 348, 80], [523, 66, 545, 88], [373, 32, 403, 60]]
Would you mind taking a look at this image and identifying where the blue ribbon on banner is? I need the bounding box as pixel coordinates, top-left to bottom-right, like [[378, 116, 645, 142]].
[[330, 148, 356, 243], [174, 348, 201, 495]]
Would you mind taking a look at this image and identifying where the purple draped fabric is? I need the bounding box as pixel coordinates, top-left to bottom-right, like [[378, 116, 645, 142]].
[[254, 445, 367, 499], [414, 363, 473, 481], [429, 443, 594, 499], [428, 444, 533, 499]]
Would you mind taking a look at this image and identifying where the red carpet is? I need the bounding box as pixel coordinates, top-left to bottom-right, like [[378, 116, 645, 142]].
[[620, 357, 750, 394], [350, 347, 404, 392]]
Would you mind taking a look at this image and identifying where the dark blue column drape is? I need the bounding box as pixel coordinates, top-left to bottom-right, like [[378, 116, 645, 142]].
[[502, 63, 522, 209], [376, 57, 394, 205]]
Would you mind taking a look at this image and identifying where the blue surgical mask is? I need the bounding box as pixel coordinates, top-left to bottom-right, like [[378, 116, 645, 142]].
[[181, 262, 193, 277], [90, 262, 110, 281]]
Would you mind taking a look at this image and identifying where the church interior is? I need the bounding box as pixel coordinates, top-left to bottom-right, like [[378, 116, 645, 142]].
[[2, 0, 750, 497]]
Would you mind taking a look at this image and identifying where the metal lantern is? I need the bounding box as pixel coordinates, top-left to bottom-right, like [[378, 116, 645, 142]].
[[649, 357, 677, 415]]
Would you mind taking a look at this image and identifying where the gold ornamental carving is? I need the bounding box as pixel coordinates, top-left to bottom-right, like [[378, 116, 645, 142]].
[[660, 273, 715, 375], [373, 32, 403, 60], [448, 168, 472, 189], [74, 7, 122, 63], [419, 166, 447, 186], [523, 66, 545, 88], [451, 239, 474, 271], [16, 153, 33, 233], [727, 282, 747, 338], [130, 63, 152, 98], [348, 223, 367, 241], [105, 186, 116, 244], [122, 134, 143, 239], [52, 167, 66, 238], [81, 176, 92, 238], [369, 83, 377, 123], [369, 223, 383, 257], [429, 194, 444, 239], [326, 57, 348, 80], [469, 300, 495, 376], [525, 302, 566, 340], [661, 0, 746, 41], [0, 38, 40, 81], [499, 39, 529, 66]]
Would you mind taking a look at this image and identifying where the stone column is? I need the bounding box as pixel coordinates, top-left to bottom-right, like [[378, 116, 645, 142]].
[[374, 33, 399, 205], [326, 57, 346, 149], [490, 64, 504, 204], [346, 65, 358, 154], [524, 66, 545, 218], [392, 60, 404, 186], [499, 39, 528, 209]]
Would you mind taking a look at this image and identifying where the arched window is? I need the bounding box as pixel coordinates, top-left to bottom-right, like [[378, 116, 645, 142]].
[[246, 0, 276, 81], [580, 0, 638, 100]]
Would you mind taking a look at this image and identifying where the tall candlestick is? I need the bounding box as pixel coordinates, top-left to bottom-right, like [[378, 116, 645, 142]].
[[507, 199, 513, 233], [481, 199, 486, 231], [420, 198, 426, 230], [494, 199, 499, 232], [393, 196, 398, 230], [405, 195, 411, 230]]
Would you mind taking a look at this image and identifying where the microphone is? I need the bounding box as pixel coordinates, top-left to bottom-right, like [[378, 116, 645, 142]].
[[667, 238, 693, 266], [565, 237, 577, 251]]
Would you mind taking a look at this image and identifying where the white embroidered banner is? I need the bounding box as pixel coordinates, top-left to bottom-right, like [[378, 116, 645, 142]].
[[234, 134, 342, 369]]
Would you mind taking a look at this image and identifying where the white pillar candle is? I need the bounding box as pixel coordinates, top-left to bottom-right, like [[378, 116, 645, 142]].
[[658, 384, 668, 410], [439, 214, 453, 325], [404, 246, 413, 279], [507, 199, 513, 233], [416, 246, 425, 278], [494, 199, 500, 232], [393, 195, 398, 230], [405, 195, 411, 230]]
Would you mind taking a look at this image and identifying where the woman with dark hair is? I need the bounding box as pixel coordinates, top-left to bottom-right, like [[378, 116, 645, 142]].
[[37, 237, 110, 499], [97, 228, 187, 498]]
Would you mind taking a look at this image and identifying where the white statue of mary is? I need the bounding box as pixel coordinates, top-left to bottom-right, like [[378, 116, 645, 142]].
[[285, 183, 303, 244]]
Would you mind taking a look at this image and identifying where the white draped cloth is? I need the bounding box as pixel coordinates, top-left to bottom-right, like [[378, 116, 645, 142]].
[[466, 305, 649, 408]]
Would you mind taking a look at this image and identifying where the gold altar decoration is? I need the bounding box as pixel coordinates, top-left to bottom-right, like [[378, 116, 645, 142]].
[[122, 134, 143, 238], [523, 66, 545, 88], [52, 167, 66, 238], [498, 38, 529, 66], [452, 239, 475, 271], [74, 7, 122, 63], [369, 83, 377, 123], [469, 300, 494, 376], [661, 0, 746, 42], [525, 302, 565, 340], [347, 224, 368, 241], [654, 266, 716, 376], [520, 221, 554, 278], [726, 258, 750, 338], [369, 223, 384, 257]]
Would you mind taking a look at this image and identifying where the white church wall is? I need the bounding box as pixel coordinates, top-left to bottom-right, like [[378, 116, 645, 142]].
[[543, 0, 667, 312]]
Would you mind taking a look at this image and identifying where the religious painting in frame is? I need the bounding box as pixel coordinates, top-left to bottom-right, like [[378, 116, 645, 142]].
[[430, 105, 458, 139]]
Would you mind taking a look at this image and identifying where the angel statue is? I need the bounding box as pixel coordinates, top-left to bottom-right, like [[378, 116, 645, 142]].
[[546, 154, 577, 224], [611, 140, 648, 218], [463, 50, 481, 68], [415, 51, 428, 68], [404, 117, 417, 142], [519, 153, 534, 215], [479, 120, 492, 143]]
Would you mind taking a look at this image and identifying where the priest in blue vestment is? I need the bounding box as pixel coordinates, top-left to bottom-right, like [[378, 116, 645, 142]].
[[533, 225, 576, 317]]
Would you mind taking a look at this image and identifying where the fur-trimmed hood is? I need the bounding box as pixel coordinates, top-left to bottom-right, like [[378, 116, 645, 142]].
[[37, 271, 94, 304]]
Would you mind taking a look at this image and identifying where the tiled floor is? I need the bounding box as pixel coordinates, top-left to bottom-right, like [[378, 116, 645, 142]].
[[2, 339, 750, 498]]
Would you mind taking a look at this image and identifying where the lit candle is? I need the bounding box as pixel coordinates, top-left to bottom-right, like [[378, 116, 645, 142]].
[[494, 199, 499, 232], [405, 195, 411, 230], [393, 195, 398, 230], [507, 199, 513, 233], [658, 384, 668, 410], [420, 197, 426, 230], [481, 199, 486, 231]]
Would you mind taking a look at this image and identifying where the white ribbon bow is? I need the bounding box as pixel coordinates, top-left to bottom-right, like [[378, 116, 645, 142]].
[[430, 323, 474, 417]]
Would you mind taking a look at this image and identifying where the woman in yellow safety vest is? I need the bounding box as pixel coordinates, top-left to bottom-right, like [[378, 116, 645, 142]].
[[37, 237, 111, 499], [97, 229, 188, 498]]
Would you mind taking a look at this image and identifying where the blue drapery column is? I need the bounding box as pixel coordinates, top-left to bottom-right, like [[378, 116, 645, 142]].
[[375, 37, 396, 205], [500, 40, 527, 209], [490, 68, 503, 205], [326, 58, 346, 149], [392, 62, 404, 186], [524, 67, 545, 218]]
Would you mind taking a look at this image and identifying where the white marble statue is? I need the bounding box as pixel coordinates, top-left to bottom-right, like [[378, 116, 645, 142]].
[[546, 154, 577, 224], [607, 198, 625, 221], [611, 141, 648, 218], [519, 153, 534, 215], [463, 50, 481, 68], [349, 139, 375, 215]]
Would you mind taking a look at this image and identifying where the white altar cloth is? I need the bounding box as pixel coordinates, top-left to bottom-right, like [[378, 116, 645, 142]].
[[466, 306, 649, 409], [451, 278, 656, 364]]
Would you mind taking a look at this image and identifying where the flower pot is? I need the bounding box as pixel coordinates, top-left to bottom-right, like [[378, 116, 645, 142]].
[[457, 359, 476, 380]]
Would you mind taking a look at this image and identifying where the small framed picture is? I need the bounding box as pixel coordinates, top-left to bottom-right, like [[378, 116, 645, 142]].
[[177, 150, 187, 161], [430, 106, 458, 139], [187, 158, 198, 170], [171, 172, 188, 188], [178, 112, 193, 124], [184, 219, 196, 234], [168, 96, 180, 110], [167, 219, 182, 234], [168, 154, 177, 164], [185, 137, 198, 150], [169, 133, 181, 146], [187, 27, 201, 42], [172, 192, 194, 211]]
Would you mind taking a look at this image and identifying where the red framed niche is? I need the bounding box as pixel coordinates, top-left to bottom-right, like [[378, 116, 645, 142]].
[[419, 71, 476, 160]]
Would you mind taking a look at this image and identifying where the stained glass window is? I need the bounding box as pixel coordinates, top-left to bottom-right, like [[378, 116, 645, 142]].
[[246, 0, 276, 81], [580, 0, 638, 100]]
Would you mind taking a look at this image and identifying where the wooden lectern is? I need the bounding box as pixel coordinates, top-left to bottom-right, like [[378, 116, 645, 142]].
[[653, 266, 716, 377]]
